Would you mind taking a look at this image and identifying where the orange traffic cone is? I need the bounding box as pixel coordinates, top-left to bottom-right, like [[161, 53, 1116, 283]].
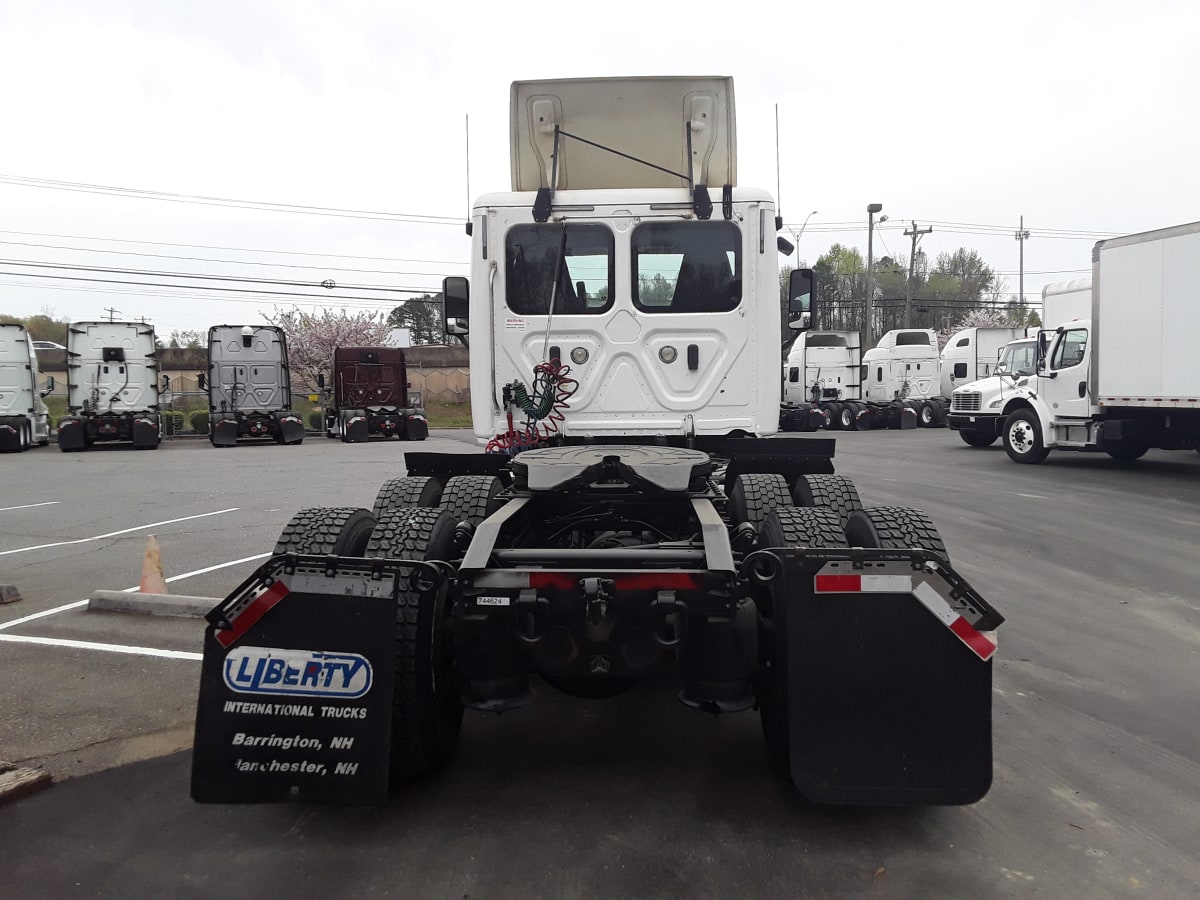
[[140, 535, 169, 595]]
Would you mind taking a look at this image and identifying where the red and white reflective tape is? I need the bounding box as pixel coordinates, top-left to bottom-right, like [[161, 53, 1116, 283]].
[[814, 569, 997, 661], [217, 580, 289, 649]]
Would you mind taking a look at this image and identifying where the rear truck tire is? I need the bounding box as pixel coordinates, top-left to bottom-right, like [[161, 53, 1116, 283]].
[[728, 473, 792, 530], [824, 402, 844, 431], [846, 401, 866, 431], [958, 429, 997, 448], [1105, 441, 1149, 462], [273, 507, 377, 556], [931, 397, 949, 427], [372, 475, 444, 518], [756, 506, 848, 775], [844, 506, 948, 559], [439, 475, 505, 527], [1003, 408, 1050, 464], [835, 403, 855, 430], [790, 474, 864, 530], [917, 400, 936, 428], [366, 506, 464, 779]]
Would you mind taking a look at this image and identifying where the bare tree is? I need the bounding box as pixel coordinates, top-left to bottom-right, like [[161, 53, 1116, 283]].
[[263, 306, 392, 394]]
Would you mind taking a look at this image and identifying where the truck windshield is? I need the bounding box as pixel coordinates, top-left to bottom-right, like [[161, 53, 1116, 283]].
[[505, 224, 614, 315], [998, 341, 1036, 375], [631, 221, 741, 313]]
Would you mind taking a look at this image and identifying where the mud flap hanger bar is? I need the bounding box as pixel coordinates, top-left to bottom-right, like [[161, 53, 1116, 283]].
[[532, 125, 730, 223], [743, 547, 1004, 658], [205, 554, 452, 639]]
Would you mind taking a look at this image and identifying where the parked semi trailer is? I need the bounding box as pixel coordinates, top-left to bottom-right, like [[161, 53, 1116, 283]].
[[320, 346, 427, 443], [201, 325, 305, 447], [0, 324, 53, 452], [192, 76, 1002, 808], [57, 321, 162, 451]]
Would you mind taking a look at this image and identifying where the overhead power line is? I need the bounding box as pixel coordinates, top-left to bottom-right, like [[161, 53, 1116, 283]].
[[0, 173, 463, 226]]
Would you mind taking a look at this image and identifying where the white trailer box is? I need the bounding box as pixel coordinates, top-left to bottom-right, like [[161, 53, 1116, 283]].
[[1041, 278, 1091, 329], [1092, 223, 1200, 407]]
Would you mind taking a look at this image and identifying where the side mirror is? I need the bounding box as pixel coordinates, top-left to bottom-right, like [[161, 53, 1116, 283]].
[[197, 373, 207, 391], [40, 375, 55, 397], [161, 375, 171, 392], [786, 268, 815, 331], [443, 276, 470, 335]]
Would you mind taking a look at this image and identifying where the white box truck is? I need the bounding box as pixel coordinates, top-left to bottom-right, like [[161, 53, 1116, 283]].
[[998, 223, 1200, 463], [0, 324, 53, 452], [947, 281, 1089, 447]]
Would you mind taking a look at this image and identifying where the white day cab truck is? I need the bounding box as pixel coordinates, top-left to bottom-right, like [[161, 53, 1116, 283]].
[[191, 76, 1003, 809], [57, 321, 163, 451], [958, 224, 1200, 463], [201, 325, 305, 448], [947, 282, 1087, 448], [0, 324, 54, 452]]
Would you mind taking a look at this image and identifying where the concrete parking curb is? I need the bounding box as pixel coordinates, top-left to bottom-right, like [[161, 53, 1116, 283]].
[[88, 591, 219, 618], [0, 760, 52, 806]]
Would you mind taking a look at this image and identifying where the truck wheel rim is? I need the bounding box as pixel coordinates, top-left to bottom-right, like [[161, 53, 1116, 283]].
[[1009, 422, 1033, 454]]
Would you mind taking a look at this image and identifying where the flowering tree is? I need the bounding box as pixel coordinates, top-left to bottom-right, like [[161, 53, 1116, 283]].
[[263, 306, 391, 395], [935, 309, 1010, 351]]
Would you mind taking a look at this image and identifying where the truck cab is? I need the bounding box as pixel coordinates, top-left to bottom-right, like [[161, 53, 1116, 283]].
[[443, 77, 781, 451], [947, 336, 1038, 447], [862, 329, 942, 403]]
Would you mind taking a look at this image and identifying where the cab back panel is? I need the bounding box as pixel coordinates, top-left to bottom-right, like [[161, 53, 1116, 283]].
[[66, 322, 159, 412], [207, 326, 291, 413]]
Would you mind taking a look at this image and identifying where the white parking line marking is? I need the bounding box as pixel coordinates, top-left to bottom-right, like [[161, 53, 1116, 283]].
[[0, 508, 241, 556], [1015, 492, 1050, 500], [0, 551, 273, 658], [0, 633, 201, 660], [0, 501, 61, 513], [0, 599, 89, 631]]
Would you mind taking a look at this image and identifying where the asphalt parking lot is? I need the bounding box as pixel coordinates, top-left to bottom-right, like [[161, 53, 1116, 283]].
[[2, 429, 1199, 898]]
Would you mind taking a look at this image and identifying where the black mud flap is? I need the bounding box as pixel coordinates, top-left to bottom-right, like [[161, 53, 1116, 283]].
[[212, 418, 239, 447], [769, 550, 1000, 805], [0, 420, 19, 452], [192, 557, 398, 804], [131, 416, 160, 449], [57, 417, 86, 451], [404, 413, 429, 442], [343, 414, 369, 443], [276, 414, 306, 445]]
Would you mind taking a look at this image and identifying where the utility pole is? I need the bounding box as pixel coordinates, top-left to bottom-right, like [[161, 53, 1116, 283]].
[[904, 221, 933, 328], [1015, 215, 1030, 308], [103, 307, 121, 322]]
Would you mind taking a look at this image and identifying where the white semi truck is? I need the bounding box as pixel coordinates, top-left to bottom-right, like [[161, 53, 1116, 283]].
[[940, 326, 1026, 397], [192, 76, 1002, 808], [947, 283, 1088, 448], [954, 224, 1200, 463], [57, 321, 162, 451], [0, 324, 53, 452]]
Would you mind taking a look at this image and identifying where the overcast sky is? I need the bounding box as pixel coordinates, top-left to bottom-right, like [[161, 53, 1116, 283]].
[[2, 0, 1197, 338]]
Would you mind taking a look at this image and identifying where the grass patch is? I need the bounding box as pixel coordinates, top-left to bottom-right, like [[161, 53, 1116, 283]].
[[422, 402, 473, 428]]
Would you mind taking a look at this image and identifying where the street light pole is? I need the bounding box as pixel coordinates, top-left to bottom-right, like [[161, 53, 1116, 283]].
[[789, 210, 818, 258], [866, 202, 883, 346]]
